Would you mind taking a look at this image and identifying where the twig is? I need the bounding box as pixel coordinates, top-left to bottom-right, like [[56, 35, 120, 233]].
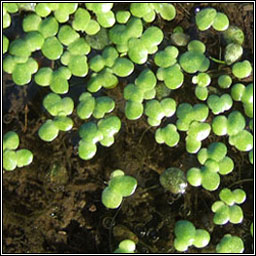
[[109, 203, 123, 252], [178, 3, 191, 17], [23, 104, 28, 133], [228, 178, 253, 188], [138, 126, 152, 144]]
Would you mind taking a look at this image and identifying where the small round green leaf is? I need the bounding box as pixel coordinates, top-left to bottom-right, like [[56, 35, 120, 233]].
[[38, 120, 59, 142], [16, 149, 33, 168], [41, 37, 63, 60]]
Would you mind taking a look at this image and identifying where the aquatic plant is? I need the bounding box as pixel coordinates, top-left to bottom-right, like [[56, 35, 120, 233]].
[[159, 167, 187, 194], [3, 131, 33, 171], [130, 3, 176, 23], [77, 92, 115, 119], [35, 67, 71, 94], [124, 68, 157, 120], [2, 3, 253, 253], [179, 40, 209, 74], [187, 142, 234, 191], [224, 43, 243, 65], [145, 98, 176, 126], [218, 75, 232, 89], [212, 111, 253, 151], [231, 83, 253, 118], [102, 170, 137, 209], [114, 239, 136, 253], [195, 8, 229, 31], [174, 220, 210, 252], [3, 3, 19, 29], [232, 60, 252, 79], [192, 72, 211, 101], [176, 103, 210, 153], [38, 93, 74, 142], [207, 94, 233, 114], [216, 234, 244, 253], [78, 116, 121, 160], [212, 188, 246, 225], [155, 124, 180, 147], [3, 55, 38, 86]]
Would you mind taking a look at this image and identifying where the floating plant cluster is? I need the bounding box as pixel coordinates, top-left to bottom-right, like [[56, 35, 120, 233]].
[[3, 3, 253, 253]]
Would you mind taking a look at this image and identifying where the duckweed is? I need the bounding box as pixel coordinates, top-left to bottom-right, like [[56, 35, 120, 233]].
[[124, 68, 157, 120], [212, 188, 246, 225], [216, 234, 244, 253], [218, 75, 232, 89], [157, 64, 184, 90], [3, 3, 19, 29], [207, 94, 233, 114], [35, 67, 71, 94], [223, 25, 244, 45], [155, 124, 180, 147], [130, 3, 176, 23], [3, 35, 9, 54], [225, 43, 243, 65], [41, 36, 63, 60], [116, 11, 131, 24], [234, 82, 254, 118], [171, 31, 190, 47], [78, 116, 121, 160], [38, 93, 74, 142], [196, 8, 229, 31], [102, 170, 137, 209], [127, 26, 164, 64], [2, 4, 254, 253], [114, 239, 136, 253], [174, 220, 210, 252], [145, 98, 176, 126], [154, 46, 179, 68], [3, 131, 33, 171], [3, 56, 38, 86], [195, 8, 217, 31], [212, 111, 253, 151], [77, 92, 115, 119], [179, 40, 209, 74], [232, 60, 252, 79], [187, 142, 234, 191]]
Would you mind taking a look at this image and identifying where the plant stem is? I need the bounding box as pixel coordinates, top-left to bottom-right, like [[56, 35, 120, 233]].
[[109, 202, 123, 252], [209, 56, 226, 65], [228, 178, 253, 188]]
